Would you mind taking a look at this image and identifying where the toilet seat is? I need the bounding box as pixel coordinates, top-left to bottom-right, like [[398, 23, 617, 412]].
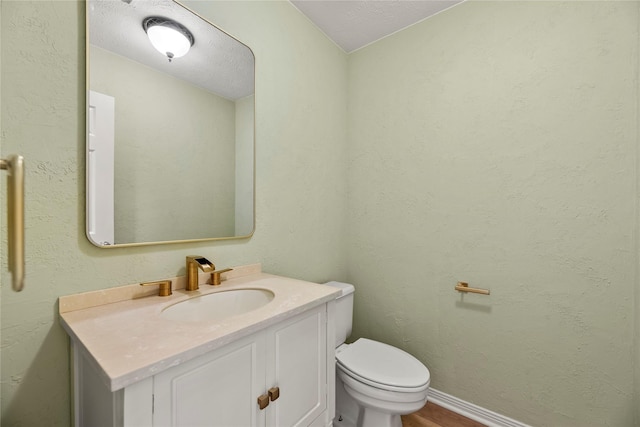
[[336, 338, 430, 393]]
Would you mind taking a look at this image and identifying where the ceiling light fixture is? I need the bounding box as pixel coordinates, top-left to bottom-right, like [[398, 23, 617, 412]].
[[143, 17, 194, 62]]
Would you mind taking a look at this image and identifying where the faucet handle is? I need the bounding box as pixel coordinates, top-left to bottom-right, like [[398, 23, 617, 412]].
[[140, 280, 172, 296], [210, 268, 233, 286]]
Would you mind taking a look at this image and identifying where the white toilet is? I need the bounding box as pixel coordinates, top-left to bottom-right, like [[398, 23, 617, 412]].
[[326, 281, 430, 427]]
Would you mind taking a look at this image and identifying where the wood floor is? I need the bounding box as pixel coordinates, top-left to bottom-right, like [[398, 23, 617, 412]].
[[401, 402, 487, 427]]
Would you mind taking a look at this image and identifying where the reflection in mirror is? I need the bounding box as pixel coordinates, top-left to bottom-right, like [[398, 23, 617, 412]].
[[86, 0, 255, 247]]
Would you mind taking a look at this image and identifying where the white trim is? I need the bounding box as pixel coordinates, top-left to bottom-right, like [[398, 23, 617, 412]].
[[428, 388, 532, 427]]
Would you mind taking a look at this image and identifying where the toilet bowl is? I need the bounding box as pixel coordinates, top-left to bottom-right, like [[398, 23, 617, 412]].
[[336, 338, 430, 427], [325, 282, 430, 427]]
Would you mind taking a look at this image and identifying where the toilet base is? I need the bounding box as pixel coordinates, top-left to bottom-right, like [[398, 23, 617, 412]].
[[335, 370, 428, 427], [334, 371, 359, 427], [359, 407, 401, 427], [333, 403, 402, 427]]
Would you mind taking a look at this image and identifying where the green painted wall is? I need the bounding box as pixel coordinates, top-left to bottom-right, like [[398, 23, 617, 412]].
[[0, 0, 3, 413], [236, 94, 255, 236], [0, 1, 348, 424], [1, 0, 639, 425], [347, 1, 638, 426], [636, 6, 640, 421]]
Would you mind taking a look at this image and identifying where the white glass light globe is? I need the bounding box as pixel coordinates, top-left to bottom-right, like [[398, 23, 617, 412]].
[[146, 24, 191, 60]]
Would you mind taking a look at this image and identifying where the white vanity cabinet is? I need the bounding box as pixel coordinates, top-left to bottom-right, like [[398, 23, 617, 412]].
[[73, 304, 334, 427], [154, 305, 328, 427]]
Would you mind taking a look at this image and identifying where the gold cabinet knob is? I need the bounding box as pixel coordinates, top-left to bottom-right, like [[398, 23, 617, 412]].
[[268, 386, 280, 401], [257, 393, 270, 410]]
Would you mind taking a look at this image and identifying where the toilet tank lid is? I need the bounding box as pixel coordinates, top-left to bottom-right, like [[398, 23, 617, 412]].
[[324, 281, 354, 297]]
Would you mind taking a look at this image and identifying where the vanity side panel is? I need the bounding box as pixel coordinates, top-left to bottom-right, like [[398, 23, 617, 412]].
[[71, 341, 79, 427], [325, 300, 336, 426], [76, 346, 120, 427], [73, 342, 153, 427]]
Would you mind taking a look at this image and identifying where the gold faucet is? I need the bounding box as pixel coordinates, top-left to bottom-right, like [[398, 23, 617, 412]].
[[185, 256, 215, 291]]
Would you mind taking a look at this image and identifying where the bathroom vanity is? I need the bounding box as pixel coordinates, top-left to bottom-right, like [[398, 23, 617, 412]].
[[59, 265, 340, 427]]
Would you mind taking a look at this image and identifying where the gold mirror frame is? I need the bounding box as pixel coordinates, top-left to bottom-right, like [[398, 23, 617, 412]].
[[85, 0, 255, 248]]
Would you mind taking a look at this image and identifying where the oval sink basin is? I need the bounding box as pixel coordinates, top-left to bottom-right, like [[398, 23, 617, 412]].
[[161, 289, 274, 322]]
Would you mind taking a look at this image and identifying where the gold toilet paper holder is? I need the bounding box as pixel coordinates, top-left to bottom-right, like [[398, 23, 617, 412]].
[[455, 281, 490, 295]]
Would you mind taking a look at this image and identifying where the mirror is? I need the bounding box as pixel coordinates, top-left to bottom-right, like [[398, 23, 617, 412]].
[[86, 0, 255, 247]]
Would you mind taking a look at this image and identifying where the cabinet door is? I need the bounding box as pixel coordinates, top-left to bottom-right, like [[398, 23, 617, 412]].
[[265, 305, 327, 427], [154, 333, 266, 427]]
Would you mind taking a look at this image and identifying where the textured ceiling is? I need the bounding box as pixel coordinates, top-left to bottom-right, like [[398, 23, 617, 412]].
[[89, 0, 254, 100], [291, 0, 464, 53]]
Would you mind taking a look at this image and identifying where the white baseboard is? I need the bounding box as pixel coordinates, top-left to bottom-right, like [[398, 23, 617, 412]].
[[428, 388, 532, 427]]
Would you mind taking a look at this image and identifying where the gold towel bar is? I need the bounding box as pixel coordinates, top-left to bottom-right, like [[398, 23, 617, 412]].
[[1, 155, 25, 292], [455, 282, 490, 295]]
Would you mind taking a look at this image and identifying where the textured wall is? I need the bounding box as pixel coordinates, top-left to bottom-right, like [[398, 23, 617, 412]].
[[636, 12, 640, 422], [235, 94, 255, 236], [90, 45, 237, 243], [347, 1, 638, 426], [0, 1, 348, 424], [2, 0, 638, 425], [0, 1, 3, 413]]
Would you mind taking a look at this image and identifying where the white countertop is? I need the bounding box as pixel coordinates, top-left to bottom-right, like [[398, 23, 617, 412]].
[[59, 269, 340, 391]]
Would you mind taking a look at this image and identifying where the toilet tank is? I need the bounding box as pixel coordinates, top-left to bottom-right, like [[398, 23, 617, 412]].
[[324, 281, 354, 347]]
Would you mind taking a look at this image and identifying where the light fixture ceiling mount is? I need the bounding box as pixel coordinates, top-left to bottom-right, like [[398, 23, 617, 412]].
[[143, 17, 194, 62]]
